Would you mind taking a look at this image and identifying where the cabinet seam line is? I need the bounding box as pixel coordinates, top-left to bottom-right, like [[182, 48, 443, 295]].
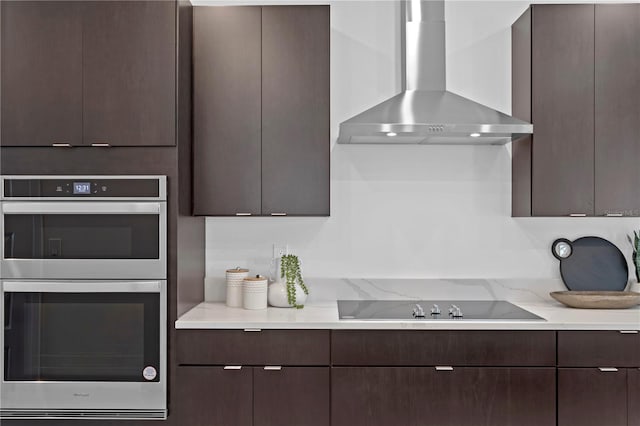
[[260, 7, 263, 216]]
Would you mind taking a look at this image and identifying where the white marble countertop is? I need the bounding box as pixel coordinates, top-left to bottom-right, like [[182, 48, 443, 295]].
[[175, 300, 640, 330]]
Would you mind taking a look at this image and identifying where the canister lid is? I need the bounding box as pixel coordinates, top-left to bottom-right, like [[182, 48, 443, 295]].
[[226, 267, 249, 273], [244, 275, 267, 281]]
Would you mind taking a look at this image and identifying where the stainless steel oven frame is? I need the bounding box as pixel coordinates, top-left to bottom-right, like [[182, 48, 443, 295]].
[[0, 175, 167, 280], [0, 279, 167, 420]]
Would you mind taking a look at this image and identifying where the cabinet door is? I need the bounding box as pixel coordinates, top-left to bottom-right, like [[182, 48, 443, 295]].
[[531, 5, 595, 216], [1, 1, 82, 147], [630, 369, 640, 426], [82, 1, 176, 146], [332, 367, 555, 426], [254, 367, 330, 426], [261, 6, 330, 216], [192, 7, 262, 216], [558, 368, 628, 426], [594, 5, 640, 216], [174, 366, 252, 426], [331, 367, 430, 426], [511, 8, 533, 217], [436, 367, 556, 426]]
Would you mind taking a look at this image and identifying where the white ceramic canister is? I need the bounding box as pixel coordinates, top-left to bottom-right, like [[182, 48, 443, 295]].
[[226, 267, 249, 308], [243, 275, 268, 310]]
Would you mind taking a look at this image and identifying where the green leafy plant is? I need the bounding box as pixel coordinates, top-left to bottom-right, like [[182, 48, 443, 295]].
[[280, 254, 309, 309], [628, 230, 640, 283]]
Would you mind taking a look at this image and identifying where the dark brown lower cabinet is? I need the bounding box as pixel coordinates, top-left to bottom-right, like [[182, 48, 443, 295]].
[[557, 331, 640, 367], [628, 369, 640, 426], [174, 366, 253, 426], [175, 366, 329, 426], [331, 367, 556, 426], [254, 367, 330, 426], [558, 368, 628, 426]]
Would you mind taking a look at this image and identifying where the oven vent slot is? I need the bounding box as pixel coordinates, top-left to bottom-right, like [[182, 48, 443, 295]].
[[0, 409, 167, 420]]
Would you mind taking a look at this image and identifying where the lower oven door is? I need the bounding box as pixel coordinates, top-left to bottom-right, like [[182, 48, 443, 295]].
[[0, 280, 166, 420]]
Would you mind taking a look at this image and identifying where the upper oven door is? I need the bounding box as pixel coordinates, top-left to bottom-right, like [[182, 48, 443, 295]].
[[1, 202, 166, 279]]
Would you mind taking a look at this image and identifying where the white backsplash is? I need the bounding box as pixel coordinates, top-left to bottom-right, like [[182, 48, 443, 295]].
[[206, 277, 640, 304]]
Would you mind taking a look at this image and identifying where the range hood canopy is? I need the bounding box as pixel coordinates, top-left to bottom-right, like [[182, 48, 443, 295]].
[[337, 0, 533, 145]]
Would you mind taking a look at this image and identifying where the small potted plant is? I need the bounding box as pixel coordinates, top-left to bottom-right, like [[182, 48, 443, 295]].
[[267, 254, 309, 308]]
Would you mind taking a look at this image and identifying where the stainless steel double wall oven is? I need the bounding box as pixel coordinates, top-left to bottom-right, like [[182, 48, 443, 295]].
[[0, 176, 167, 420]]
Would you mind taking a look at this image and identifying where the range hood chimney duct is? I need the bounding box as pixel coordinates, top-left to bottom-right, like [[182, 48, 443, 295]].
[[404, 0, 446, 91]]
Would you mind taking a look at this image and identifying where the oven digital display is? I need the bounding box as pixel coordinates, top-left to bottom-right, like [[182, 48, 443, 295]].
[[73, 182, 91, 195]]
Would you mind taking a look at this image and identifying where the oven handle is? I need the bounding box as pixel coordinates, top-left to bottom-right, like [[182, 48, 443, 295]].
[[2, 281, 162, 293], [1, 202, 162, 215]]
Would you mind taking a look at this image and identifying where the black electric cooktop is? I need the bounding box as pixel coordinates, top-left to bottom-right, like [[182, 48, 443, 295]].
[[337, 300, 545, 321]]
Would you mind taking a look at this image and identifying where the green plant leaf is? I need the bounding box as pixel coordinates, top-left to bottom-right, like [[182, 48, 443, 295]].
[[281, 254, 307, 308]]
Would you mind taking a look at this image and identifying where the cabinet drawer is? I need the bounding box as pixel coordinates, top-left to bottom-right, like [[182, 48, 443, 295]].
[[332, 367, 556, 426], [332, 330, 556, 366], [177, 329, 330, 365], [558, 331, 640, 367]]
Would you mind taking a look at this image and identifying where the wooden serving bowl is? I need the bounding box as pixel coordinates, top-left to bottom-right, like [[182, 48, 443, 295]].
[[550, 291, 640, 309]]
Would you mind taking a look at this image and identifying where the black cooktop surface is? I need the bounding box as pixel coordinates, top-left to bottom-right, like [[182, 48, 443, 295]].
[[337, 300, 545, 321]]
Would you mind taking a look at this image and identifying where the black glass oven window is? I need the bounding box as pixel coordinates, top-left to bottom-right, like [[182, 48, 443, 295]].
[[4, 292, 160, 382], [4, 214, 159, 259]]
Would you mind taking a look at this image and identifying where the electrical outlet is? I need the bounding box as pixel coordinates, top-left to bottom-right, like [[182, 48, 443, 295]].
[[272, 243, 289, 259]]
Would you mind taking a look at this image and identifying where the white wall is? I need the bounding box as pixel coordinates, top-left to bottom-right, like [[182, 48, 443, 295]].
[[204, 1, 640, 281]]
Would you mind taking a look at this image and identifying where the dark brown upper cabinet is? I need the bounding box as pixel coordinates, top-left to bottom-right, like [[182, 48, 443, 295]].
[[260, 7, 330, 216], [1, 1, 177, 147], [82, 1, 176, 147], [193, 6, 330, 217], [1, 1, 83, 147], [512, 4, 640, 217], [512, 4, 595, 217], [192, 6, 262, 216], [594, 5, 640, 216]]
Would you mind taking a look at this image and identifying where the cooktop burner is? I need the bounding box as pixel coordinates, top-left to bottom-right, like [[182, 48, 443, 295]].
[[338, 300, 545, 321]]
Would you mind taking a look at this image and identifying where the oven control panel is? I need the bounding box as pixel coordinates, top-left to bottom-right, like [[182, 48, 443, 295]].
[[2, 176, 165, 199]]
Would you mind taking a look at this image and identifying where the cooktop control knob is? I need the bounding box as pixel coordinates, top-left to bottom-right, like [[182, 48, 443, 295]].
[[450, 305, 464, 318], [448, 304, 458, 314], [413, 304, 425, 318], [430, 304, 441, 315]]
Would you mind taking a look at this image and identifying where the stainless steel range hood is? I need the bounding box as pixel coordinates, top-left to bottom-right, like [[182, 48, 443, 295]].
[[337, 0, 533, 145]]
